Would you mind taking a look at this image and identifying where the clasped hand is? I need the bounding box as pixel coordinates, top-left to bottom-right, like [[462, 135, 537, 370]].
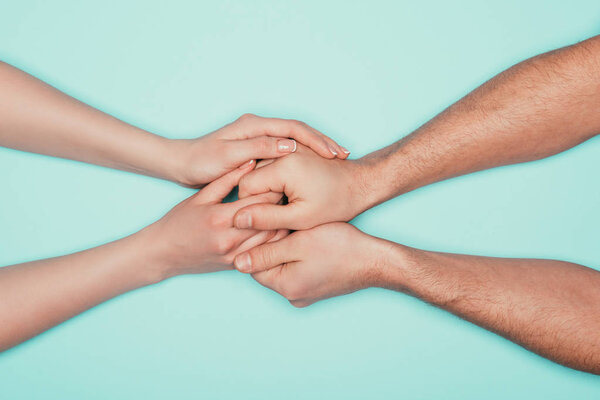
[[152, 118, 388, 308]]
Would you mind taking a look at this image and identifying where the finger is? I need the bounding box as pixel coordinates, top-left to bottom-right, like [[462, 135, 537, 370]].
[[227, 136, 297, 165], [251, 266, 283, 292], [233, 114, 337, 159], [238, 161, 284, 197], [195, 160, 255, 203], [231, 229, 278, 256], [234, 235, 296, 273], [234, 202, 303, 231], [238, 159, 278, 199], [306, 124, 348, 159], [227, 191, 283, 218], [256, 158, 276, 169], [268, 229, 289, 243]]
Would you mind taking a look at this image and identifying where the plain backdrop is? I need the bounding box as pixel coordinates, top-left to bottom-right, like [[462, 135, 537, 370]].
[[0, 1, 599, 398]]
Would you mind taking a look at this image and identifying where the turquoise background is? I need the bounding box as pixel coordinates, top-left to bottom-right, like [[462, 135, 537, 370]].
[[1, 0, 599, 398]]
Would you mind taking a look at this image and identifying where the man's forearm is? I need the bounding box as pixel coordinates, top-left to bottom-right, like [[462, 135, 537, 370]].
[[356, 36, 600, 209], [378, 243, 600, 373], [0, 61, 181, 182]]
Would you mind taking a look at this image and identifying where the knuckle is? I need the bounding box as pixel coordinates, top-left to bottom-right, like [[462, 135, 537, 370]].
[[208, 211, 228, 228], [282, 281, 304, 301], [289, 300, 309, 308], [222, 253, 235, 265], [287, 120, 302, 134], [289, 119, 305, 128], [257, 136, 276, 153], [214, 237, 235, 255], [238, 113, 256, 123], [251, 247, 271, 270]]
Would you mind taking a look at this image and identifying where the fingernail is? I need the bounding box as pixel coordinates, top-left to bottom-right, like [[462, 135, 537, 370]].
[[235, 253, 252, 273], [235, 212, 252, 229], [341, 147, 350, 155], [239, 159, 255, 169], [278, 139, 296, 153], [328, 144, 338, 156]]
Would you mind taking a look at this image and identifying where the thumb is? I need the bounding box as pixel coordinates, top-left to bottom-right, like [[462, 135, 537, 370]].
[[234, 234, 294, 273], [195, 160, 255, 203], [233, 202, 303, 230]]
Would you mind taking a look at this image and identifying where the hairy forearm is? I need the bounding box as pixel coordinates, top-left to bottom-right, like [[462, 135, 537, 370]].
[[377, 243, 600, 373], [0, 61, 180, 181], [0, 229, 163, 351], [356, 36, 600, 208]]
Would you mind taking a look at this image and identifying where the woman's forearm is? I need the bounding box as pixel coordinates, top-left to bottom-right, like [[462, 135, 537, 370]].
[[382, 244, 600, 373], [0, 61, 180, 181], [0, 163, 286, 352], [0, 229, 161, 351]]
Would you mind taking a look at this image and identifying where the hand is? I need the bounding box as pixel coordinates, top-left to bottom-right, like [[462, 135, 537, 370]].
[[143, 160, 288, 279], [169, 114, 349, 188], [233, 144, 371, 231], [233, 223, 392, 307]]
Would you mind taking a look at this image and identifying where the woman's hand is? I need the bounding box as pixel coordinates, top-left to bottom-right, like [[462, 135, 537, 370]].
[[169, 114, 349, 188], [144, 159, 288, 279]]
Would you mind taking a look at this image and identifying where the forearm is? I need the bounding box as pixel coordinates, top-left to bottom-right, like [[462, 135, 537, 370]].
[[0, 228, 163, 351], [356, 36, 600, 209], [0, 61, 181, 181], [377, 242, 600, 373]]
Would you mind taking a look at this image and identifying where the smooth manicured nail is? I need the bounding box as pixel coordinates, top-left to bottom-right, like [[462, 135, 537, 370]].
[[235, 212, 252, 228], [278, 139, 296, 153], [239, 159, 255, 169], [235, 253, 252, 273], [341, 147, 350, 155], [327, 144, 338, 156]]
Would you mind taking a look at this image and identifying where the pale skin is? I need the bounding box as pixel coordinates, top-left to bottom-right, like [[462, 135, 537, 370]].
[[0, 162, 288, 351], [0, 61, 348, 188], [0, 61, 350, 349], [234, 35, 600, 373]]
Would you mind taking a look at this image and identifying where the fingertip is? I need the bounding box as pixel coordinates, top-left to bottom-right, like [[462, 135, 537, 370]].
[[234, 252, 252, 273], [238, 159, 256, 170], [317, 145, 336, 159], [234, 210, 253, 229], [333, 143, 347, 158], [339, 146, 350, 159]]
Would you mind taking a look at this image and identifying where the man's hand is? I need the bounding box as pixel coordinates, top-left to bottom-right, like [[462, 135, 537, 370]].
[[233, 145, 372, 231], [144, 160, 288, 279], [169, 114, 349, 188], [233, 223, 389, 307]]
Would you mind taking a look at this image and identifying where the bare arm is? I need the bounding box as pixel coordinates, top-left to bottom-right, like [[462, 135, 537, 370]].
[[358, 35, 600, 208], [231, 35, 600, 230], [239, 223, 600, 374], [385, 244, 600, 373], [0, 231, 157, 350], [0, 163, 286, 351], [0, 61, 347, 187]]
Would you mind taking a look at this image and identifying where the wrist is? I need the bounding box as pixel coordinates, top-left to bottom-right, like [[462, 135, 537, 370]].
[[345, 158, 389, 216], [159, 138, 196, 186], [117, 130, 184, 184], [363, 237, 415, 292], [129, 223, 179, 285]]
